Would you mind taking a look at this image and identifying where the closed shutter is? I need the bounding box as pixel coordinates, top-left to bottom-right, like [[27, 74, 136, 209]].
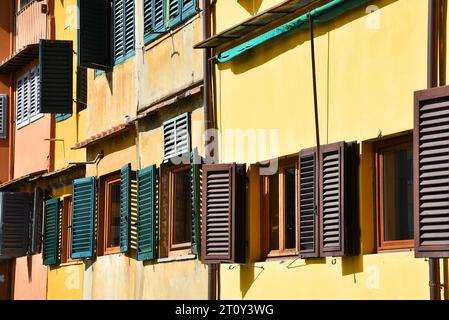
[[39, 40, 73, 114], [16, 79, 23, 127], [30, 187, 43, 255], [201, 164, 246, 264], [153, 0, 166, 33], [319, 141, 359, 257], [76, 66, 88, 105], [43, 198, 60, 265], [168, 0, 181, 27], [120, 163, 131, 253], [414, 86, 449, 257], [190, 149, 202, 255], [114, 0, 135, 62], [78, 0, 112, 70], [136, 165, 157, 261], [0, 192, 31, 258], [298, 147, 319, 258], [0, 94, 7, 139], [71, 177, 96, 259], [163, 112, 190, 160], [181, 0, 196, 20], [17, 75, 30, 128], [143, 0, 153, 37], [29, 68, 40, 121]]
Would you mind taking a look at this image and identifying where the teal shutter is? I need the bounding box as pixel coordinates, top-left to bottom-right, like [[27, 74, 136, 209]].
[[168, 0, 181, 28], [71, 177, 96, 259], [78, 0, 112, 70], [181, 0, 196, 20], [190, 149, 201, 255], [137, 165, 157, 261], [114, 0, 135, 64], [39, 40, 73, 114], [120, 163, 131, 253], [43, 198, 60, 266], [143, 0, 153, 38]]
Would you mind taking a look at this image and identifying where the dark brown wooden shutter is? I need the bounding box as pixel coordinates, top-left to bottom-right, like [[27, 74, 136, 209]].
[[319, 141, 359, 257], [298, 147, 319, 258], [201, 163, 246, 264], [414, 86, 449, 258]]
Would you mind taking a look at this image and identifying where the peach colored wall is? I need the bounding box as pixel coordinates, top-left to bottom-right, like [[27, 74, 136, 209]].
[[13, 114, 52, 178], [13, 254, 47, 300], [0, 74, 10, 183]]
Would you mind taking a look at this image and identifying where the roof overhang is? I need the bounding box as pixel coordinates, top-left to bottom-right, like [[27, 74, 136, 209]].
[[194, 0, 332, 51], [72, 123, 135, 150], [0, 44, 39, 74]]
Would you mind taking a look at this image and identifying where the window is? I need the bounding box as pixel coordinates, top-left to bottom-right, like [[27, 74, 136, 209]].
[[20, 0, 33, 9], [102, 173, 121, 254], [375, 135, 413, 251], [261, 157, 297, 257], [163, 112, 190, 160], [168, 165, 192, 256], [16, 67, 43, 129], [61, 196, 74, 263], [143, 0, 197, 44], [114, 0, 135, 65]]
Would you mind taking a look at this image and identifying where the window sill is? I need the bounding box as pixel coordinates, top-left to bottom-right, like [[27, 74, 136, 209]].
[[377, 247, 414, 254], [157, 254, 196, 264], [59, 260, 83, 267], [17, 113, 45, 130]]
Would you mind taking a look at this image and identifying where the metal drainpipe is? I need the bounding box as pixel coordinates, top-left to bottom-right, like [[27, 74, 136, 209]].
[[202, 0, 218, 301], [427, 0, 441, 301]]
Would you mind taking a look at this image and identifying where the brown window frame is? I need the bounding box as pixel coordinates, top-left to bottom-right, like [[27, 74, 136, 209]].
[[168, 164, 192, 257], [61, 196, 75, 263], [261, 156, 298, 258], [375, 134, 414, 252], [99, 172, 121, 256]]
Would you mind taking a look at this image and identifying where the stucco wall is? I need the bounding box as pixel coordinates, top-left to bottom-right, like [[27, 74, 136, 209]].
[[13, 254, 47, 300]]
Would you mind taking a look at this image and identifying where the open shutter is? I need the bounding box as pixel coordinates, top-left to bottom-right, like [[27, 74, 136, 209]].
[[163, 112, 190, 160], [414, 86, 449, 257], [190, 149, 202, 255], [0, 193, 31, 258], [201, 163, 246, 264], [0, 94, 7, 139], [120, 163, 131, 253], [76, 66, 88, 105], [71, 177, 96, 259], [136, 165, 157, 261], [78, 0, 112, 70], [319, 141, 359, 257], [43, 198, 60, 265], [30, 187, 43, 255], [39, 40, 73, 114], [298, 147, 319, 258]]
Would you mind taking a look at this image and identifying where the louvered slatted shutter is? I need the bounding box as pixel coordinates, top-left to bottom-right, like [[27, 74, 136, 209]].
[[39, 40, 73, 114], [201, 164, 246, 264], [137, 165, 157, 261], [0, 94, 7, 139], [30, 187, 43, 255], [168, 0, 181, 27], [0, 192, 31, 258], [16, 79, 23, 127], [181, 0, 196, 19], [143, 0, 153, 37], [76, 66, 88, 105], [124, 0, 135, 56], [163, 112, 190, 160], [114, 0, 124, 61], [43, 198, 60, 265], [414, 86, 449, 258], [28, 70, 37, 120], [120, 163, 131, 253], [190, 149, 202, 255], [319, 141, 359, 257], [78, 0, 112, 70], [153, 0, 166, 33], [298, 147, 319, 258], [71, 177, 96, 259]]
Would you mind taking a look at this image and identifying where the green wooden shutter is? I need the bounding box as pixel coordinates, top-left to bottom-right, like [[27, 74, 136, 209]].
[[120, 163, 131, 253], [43, 198, 60, 266], [153, 0, 166, 33], [39, 40, 73, 114], [78, 0, 112, 70], [181, 0, 196, 20], [137, 165, 157, 261], [124, 0, 135, 56], [114, 0, 135, 63], [30, 187, 43, 255], [190, 149, 201, 255], [71, 177, 96, 259], [76, 66, 88, 105], [168, 0, 181, 27]]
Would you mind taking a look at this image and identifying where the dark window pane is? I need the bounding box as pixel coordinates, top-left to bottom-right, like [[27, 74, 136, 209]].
[[108, 182, 121, 248], [383, 147, 413, 241], [269, 174, 279, 251], [173, 168, 192, 245], [20, 0, 33, 9], [284, 167, 296, 249]]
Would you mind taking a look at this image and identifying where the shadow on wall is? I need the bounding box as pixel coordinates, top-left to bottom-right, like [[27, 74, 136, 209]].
[[237, 0, 263, 15], [218, 0, 397, 75]]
